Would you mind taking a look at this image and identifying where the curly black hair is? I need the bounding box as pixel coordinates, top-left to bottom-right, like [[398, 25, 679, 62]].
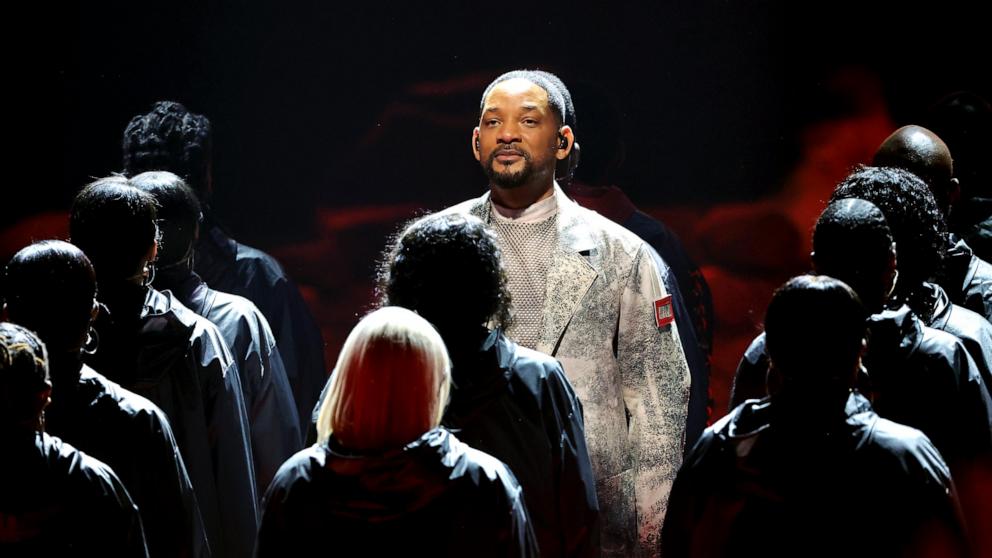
[[122, 101, 212, 197], [829, 165, 948, 320], [377, 213, 512, 334]]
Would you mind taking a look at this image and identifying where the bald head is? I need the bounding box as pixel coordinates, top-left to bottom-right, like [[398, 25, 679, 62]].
[[873, 125, 958, 214]]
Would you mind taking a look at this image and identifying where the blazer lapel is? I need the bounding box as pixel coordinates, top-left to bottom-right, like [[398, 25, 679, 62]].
[[537, 192, 598, 355]]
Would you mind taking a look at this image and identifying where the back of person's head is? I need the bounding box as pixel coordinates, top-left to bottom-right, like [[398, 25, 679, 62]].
[[316, 306, 451, 451], [0, 322, 50, 427], [926, 91, 992, 199], [380, 213, 511, 335], [829, 165, 947, 311], [4, 241, 97, 354], [69, 177, 160, 285], [130, 171, 202, 268], [122, 101, 213, 198], [872, 125, 957, 213], [764, 275, 866, 399], [812, 199, 896, 313]]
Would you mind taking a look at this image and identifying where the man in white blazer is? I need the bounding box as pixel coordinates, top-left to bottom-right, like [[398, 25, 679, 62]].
[[440, 69, 691, 557]]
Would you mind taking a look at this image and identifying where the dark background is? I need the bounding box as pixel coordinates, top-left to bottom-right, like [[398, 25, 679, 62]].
[[48, 1, 989, 243]]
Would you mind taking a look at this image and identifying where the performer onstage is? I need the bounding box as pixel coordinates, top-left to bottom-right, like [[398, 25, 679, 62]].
[[70, 178, 258, 558], [663, 276, 967, 558], [5, 241, 210, 558], [123, 101, 328, 434], [379, 212, 600, 557], [257, 307, 538, 557], [0, 322, 149, 556], [441, 69, 691, 557], [131, 171, 303, 495]]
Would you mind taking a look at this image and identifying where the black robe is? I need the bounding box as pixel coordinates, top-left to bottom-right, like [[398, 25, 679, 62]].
[[0, 430, 149, 557], [941, 235, 992, 321], [442, 329, 600, 558], [661, 393, 967, 558], [195, 222, 327, 434], [87, 287, 258, 558], [730, 306, 992, 465], [45, 364, 210, 558], [256, 428, 538, 557]]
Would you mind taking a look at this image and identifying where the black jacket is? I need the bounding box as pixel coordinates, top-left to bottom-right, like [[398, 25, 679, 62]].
[[941, 235, 992, 322], [87, 287, 258, 558], [661, 393, 967, 558], [731, 306, 992, 464], [442, 329, 600, 558], [256, 428, 538, 558], [925, 281, 992, 392], [45, 364, 209, 558], [195, 222, 327, 434], [0, 430, 149, 557]]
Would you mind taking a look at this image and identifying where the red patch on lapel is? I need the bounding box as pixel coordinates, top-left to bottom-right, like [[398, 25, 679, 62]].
[[654, 295, 674, 327]]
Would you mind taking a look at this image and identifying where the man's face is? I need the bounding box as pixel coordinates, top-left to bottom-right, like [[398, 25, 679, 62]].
[[473, 78, 563, 189]]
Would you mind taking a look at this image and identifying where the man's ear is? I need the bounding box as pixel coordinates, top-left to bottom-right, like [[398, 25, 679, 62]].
[[810, 251, 819, 273], [471, 127, 482, 161], [556, 125, 574, 161], [948, 177, 962, 208], [90, 298, 99, 322]]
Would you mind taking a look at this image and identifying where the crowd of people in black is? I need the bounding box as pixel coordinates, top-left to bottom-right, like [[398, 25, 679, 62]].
[[3, 70, 991, 557]]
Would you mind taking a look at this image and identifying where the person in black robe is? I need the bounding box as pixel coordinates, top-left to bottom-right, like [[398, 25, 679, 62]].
[[829, 166, 992, 389], [4, 240, 210, 558], [122, 101, 327, 433], [663, 276, 967, 558], [873, 124, 992, 321], [70, 178, 258, 558], [731, 199, 992, 467], [131, 171, 302, 496], [258, 307, 537, 557], [0, 322, 149, 557], [376, 212, 600, 557]]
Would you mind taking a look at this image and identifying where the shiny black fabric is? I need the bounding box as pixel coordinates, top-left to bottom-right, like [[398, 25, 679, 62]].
[[87, 288, 258, 558], [164, 270, 303, 495], [731, 306, 992, 464], [195, 223, 327, 434], [0, 430, 149, 557], [941, 236, 992, 321], [256, 428, 538, 557], [661, 393, 967, 558], [442, 329, 600, 557], [45, 364, 210, 558], [925, 281, 992, 392]]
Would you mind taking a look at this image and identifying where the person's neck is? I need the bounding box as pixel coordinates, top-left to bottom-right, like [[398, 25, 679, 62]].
[[490, 179, 555, 210], [101, 281, 148, 322], [154, 263, 197, 296]]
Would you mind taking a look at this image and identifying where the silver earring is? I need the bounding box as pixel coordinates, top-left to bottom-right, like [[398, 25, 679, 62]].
[[82, 327, 99, 355]]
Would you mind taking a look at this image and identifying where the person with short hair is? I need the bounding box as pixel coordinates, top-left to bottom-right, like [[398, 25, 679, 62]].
[[4, 240, 210, 558], [130, 170, 302, 495], [873, 124, 992, 321], [830, 166, 992, 389], [663, 276, 967, 558], [123, 101, 328, 434], [731, 199, 992, 466], [0, 322, 149, 556], [257, 307, 538, 557], [70, 177, 258, 558], [441, 69, 690, 556]]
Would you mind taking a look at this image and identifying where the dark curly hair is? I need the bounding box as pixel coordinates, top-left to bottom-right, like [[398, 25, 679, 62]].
[[122, 101, 212, 197], [829, 165, 948, 321], [377, 213, 512, 334]]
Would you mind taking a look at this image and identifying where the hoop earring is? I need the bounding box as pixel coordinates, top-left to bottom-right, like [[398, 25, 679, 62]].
[[143, 262, 157, 287], [82, 327, 99, 355]]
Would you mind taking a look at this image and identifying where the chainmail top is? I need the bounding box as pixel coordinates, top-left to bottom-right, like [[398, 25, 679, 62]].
[[488, 203, 560, 350]]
